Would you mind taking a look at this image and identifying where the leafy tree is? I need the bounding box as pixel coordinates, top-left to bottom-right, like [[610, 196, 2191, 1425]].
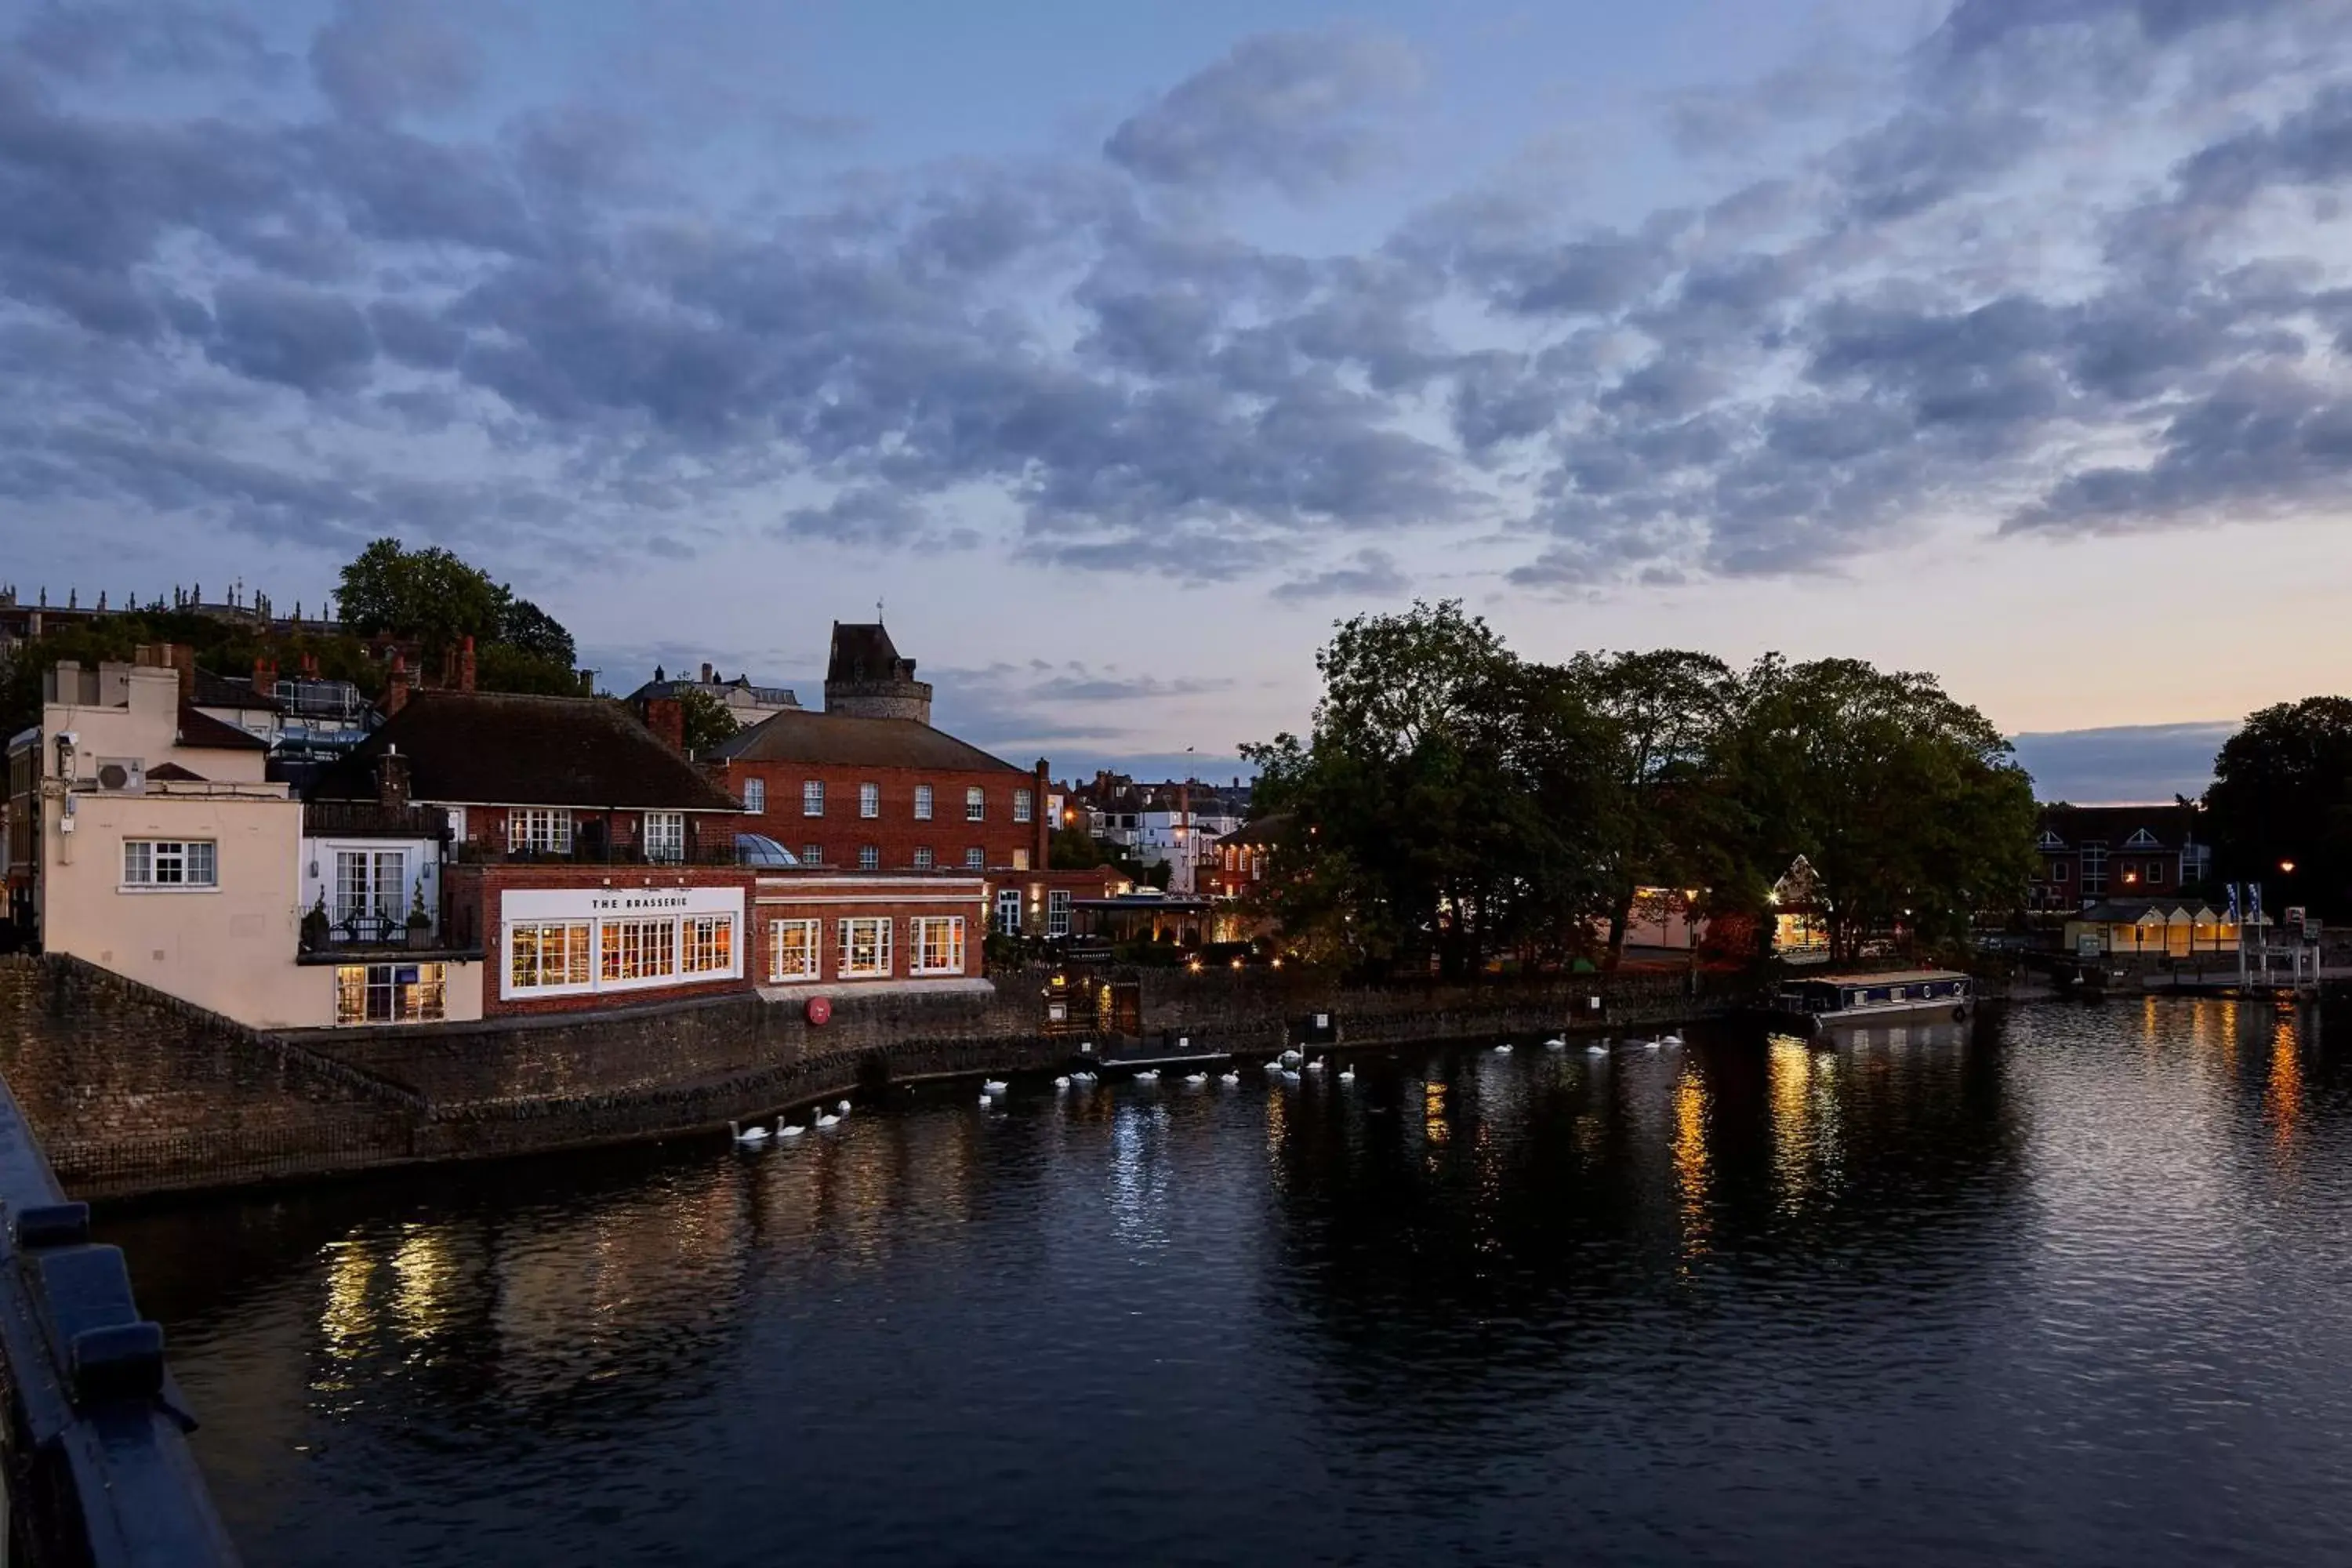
[[499, 596, 576, 667], [2204, 696, 2352, 916], [474, 643, 581, 696], [336, 539, 506, 655], [1050, 827, 1118, 870], [676, 687, 738, 756]]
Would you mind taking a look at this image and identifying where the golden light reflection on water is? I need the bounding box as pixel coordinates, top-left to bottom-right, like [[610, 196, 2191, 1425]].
[[2265, 1017, 2304, 1152], [1768, 1036, 1813, 1210], [315, 1236, 376, 1390], [388, 1224, 455, 1339], [1671, 1066, 1711, 1265]]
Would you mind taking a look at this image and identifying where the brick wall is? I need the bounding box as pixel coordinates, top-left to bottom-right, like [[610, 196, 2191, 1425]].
[[712, 759, 1047, 873]]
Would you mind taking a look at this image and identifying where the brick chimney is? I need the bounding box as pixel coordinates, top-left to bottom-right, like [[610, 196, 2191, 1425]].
[[1033, 758, 1052, 870], [646, 696, 684, 753], [252, 655, 277, 699], [459, 634, 477, 693], [387, 652, 412, 717], [700, 661, 713, 684], [378, 746, 411, 811]]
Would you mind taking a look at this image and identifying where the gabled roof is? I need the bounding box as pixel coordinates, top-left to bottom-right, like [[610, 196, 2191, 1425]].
[[146, 760, 206, 782], [189, 666, 284, 713], [306, 690, 740, 811], [706, 707, 1025, 774], [175, 702, 267, 751], [1221, 812, 1297, 850], [2036, 802, 2199, 848], [827, 622, 911, 682]]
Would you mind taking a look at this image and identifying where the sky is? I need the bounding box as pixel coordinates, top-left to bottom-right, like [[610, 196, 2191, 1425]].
[[3, 0, 2350, 801]]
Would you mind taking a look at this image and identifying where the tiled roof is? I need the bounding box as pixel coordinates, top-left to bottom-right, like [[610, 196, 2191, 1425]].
[[307, 690, 741, 811], [623, 677, 800, 707], [189, 666, 284, 712], [175, 702, 267, 751], [2037, 803, 2199, 848], [707, 707, 1026, 774], [826, 622, 909, 681]]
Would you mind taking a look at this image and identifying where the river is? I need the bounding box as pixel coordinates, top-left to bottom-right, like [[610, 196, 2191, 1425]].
[[104, 997, 2352, 1566]]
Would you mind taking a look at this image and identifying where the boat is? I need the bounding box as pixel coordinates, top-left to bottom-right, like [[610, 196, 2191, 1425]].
[[1773, 970, 1973, 1033]]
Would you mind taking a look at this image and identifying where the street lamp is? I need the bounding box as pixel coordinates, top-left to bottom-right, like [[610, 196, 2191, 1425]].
[[2281, 859, 2297, 874]]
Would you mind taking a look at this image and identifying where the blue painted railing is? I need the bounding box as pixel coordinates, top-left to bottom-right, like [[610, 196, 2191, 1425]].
[[0, 1076, 238, 1566]]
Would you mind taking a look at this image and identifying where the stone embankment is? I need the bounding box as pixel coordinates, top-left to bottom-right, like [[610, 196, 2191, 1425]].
[[0, 955, 1743, 1200]]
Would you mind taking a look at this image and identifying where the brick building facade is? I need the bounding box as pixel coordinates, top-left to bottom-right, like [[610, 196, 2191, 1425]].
[[2031, 803, 2210, 912]]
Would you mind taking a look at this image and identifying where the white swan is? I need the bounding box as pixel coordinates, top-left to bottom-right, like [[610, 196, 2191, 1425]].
[[1544, 1036, 1567, 1050], [1260, 1058, 1280, 1073], [982, 1080, 1010, 1095], [1220, 1070, 1241, 1085], [1072, 1069, 1098, 1084], [1585, 1042, 1609, 1055], [837, 1099, 853, 1115], [1661, 1033, 1684, 1046], [1054, 1075, 1072, 1090], [1338, 1065, 1357, 1083], [776, 1121, 807, 1138], [1303, 1057, 1326, 1072], [1494, 1043, 1515, 1055], [815, 1109, 841, 1127], [1643, 1038, 1662, 1051], [1133, 1068, 1160, 1082], [1184, 1072, 1208, 1086], [730, 1120, 770, 1144]]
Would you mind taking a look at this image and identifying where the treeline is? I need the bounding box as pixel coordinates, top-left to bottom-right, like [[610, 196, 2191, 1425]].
[[1243, 601, 2038, 977], [2205, 697, 2352, 916], [0, 540, 583, 738]]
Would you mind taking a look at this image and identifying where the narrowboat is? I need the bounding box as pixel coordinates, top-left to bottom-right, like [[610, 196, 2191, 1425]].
[[1773, 969, 1973, 1033]]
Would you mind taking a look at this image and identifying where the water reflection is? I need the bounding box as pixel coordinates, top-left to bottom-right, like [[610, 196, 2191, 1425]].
[[100, 996, 2352, 1568]]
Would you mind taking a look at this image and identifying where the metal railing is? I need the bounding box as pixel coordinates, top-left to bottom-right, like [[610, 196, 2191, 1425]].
[[0, 1074, 240, 1565]]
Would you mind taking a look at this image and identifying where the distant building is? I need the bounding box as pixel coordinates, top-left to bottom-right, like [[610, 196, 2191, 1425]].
[[822, 622, 932, 724], [2031, 803, 2210, 912], [626, 662, 801, 731]]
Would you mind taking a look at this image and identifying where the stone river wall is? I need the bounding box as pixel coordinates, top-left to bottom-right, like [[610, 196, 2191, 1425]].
[[0, 955, 1744, 1201]]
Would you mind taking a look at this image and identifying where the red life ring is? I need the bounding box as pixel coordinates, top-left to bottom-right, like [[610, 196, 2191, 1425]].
[[806, 996, 833, 1026]]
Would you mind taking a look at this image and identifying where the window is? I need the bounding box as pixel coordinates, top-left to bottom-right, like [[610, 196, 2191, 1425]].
[[2125, 828, 2161, 848], [768, 918, 821, 982], [2081, 842, 2108, 897], [965, 786, 985, 822], [510, 920, 593, 990], [1014, 789, 1033, 823], [913, 846, 934, 870], [1047, 889, 1072, 937], [802, 844, 824, 867], [336, 963, 445, 1025], [2053, 862, 2069, 881], [964, 847, 985, 869], [837, 916, 891, 978], [995, 888, 1022, 934], [858, 844, 880, 870], [913, 916, 965, 975], [601, 918, 678, 982], [2146, 862, 2166, 884], [509, 808, 573, 855], [914, 784, 934, 821], [2037, 829, 2066, 850], [803, 780, 825, 817], [122, 839, 216, 888], [742, 778, 766, 813], [682, 914, 735, 975], [1012, 848, 1030, 872], [859, 782, 880, 818], [333, 848, 405, 923], [643, 811, 685, 863]]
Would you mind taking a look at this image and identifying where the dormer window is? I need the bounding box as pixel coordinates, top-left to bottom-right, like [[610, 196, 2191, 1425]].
[[2124, 828, 2161, 848], [2037, 830, 2065, 850]]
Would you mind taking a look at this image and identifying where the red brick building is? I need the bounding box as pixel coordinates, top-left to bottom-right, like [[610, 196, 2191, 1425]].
[[2031, 803, 2211, 912], [706, 622, 1049, 877]]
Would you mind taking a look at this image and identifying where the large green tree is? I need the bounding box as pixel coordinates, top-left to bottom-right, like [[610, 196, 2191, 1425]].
[[336, 539, 508, 656], [2203, 696, 2352, 916]]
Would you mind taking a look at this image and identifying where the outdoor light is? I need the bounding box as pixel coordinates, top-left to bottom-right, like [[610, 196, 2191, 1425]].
[[2281, 860, 2297, 873]]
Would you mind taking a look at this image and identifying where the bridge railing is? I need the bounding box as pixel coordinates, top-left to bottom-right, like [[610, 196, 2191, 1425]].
[[0, 1074, 239, 1566]]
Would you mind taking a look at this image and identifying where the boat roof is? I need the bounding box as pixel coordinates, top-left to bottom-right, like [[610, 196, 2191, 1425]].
[[1799, 969, 1969, 985]]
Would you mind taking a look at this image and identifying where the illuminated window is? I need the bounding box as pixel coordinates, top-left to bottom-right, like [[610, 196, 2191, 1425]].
[[508, 808, 572, 855], [768, 918, 820, 982], [509, 920, 592, 991], [601, 918, 677, 982], [336, 963, 445, 1025], [122, 838, 216, 887], [837, 917, 891, 978], [643, 811, 685, 863], [913, 916, 965, 975], [682, 915, 735, 975], [1012, 848, 1030, 871]]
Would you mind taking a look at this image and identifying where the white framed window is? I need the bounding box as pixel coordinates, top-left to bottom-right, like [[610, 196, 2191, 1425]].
[[601, 918, 678, 982], [643, 811, 685, 863], [913, 846, 934, 870], [965, 786, 985, 822], [837, 916, 892, 978], [682, 914, 735, 975], [333, 848, 405, 923], [742, 778, 766, 813], [122, 839, 216, 888], [768, 918, 821, 982], [859, 782, 880, 818], [336, 962, 445, 1025], [2125, 828, 2161, 848], [914, 784, 933, 821], [803, 779, 825, 817], [1014, 788, 1033, 823], [1012, 848, 1030, 871], [995, 887, 1022, 934], [2053, 862, 2069, 881], [964, 847, 984, 869], [858, 844, 879, 870], [802, 844, 824, 867], [913, 916, 965, 975], [1047, 889, 1072, 937], [508, 809, 573, 855], [510, 920, 593, 991]]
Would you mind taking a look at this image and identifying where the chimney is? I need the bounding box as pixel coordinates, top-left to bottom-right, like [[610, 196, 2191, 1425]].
[[576, 668, 595, 697], [700, 661, 713, 684], [253, 655, 277, 700], [163, 643, 193, 702], [459, 634, 477, 693], [646, 696, 684, 753], [378, 746, 411, 811], [387, 652, 412, 717], [1034, 758, 1052, 870]]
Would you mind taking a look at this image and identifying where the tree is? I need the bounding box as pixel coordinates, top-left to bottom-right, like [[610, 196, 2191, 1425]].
[[499, 596, 576, 667], [2204, 697, 2352, 916], [336, 539, 506, 655], [676, 687, 738, 757]]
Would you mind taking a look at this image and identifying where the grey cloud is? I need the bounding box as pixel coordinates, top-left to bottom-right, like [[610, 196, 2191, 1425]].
[[1828, 106, 2046, 223], [2009, 720, 2234, 804], [310, 0, 482, 124], [205, 278, 375, 393], [1932, 0, 2299, 59], [1270, 548, 1410, 604], [1104, 30, 1421, 195], [368, 299, 465, 369], [16, 2, 285, 83], [775, 487, 936, 547]]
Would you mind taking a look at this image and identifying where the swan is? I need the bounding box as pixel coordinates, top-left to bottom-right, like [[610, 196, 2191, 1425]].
[[1054, 1075, 1072, 1090], [1643, 1038, 1662, 1051], [776, 1121, 807, 1138], [1184, 1072, 1208, 1085], [1494, 1044, 1515, 1055], [1260, 1058, 1280, 1073], [982, 1080, 1010, 1095], [1338, 1065, 1357, 1083], [837, 1099, 853, 1116], [978, 1092, 993, 1107], [1220, 1070, 1241, 1085], [1304, 1057, 1326, 1072], [1544, 1036, 1567, 1050], [730, 1120, 770, 1144], [1585, 1042, 1608, 1055], [1661, 1033, 1684, 1047], [1072, 1069, 1098, 1084], [815, 1108, 841, 1127], [1133, 1068, 1160, 1082]]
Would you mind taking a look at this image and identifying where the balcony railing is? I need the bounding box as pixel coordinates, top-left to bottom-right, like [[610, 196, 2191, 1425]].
[[450, 840, 741, 867], [300, 911, 442, 952]]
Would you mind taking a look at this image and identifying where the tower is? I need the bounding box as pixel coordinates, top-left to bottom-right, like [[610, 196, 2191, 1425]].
[[822, 621, 933, 724]]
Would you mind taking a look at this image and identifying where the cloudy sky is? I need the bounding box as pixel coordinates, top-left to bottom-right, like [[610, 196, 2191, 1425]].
[[5, 0, 2350, 798]]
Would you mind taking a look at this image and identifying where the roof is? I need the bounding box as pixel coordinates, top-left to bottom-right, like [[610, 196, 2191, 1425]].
[[624, 677, 800, 707], [1802, 970, 1969, 985], [2070, 898, 2236, 923], [826, 622, 910, 682], [706, 706, 1026, 774], [306, 690, 741, 811], [145, 760, 205, 782], [1220, 812, 1295, 849], [2037, 803, 2199, 847], [175, 702, 267, 751], [188, 666, 284, 713]]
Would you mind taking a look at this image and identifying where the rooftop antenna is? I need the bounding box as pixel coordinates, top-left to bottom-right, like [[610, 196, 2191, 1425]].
[[876, 596, 884, 624]]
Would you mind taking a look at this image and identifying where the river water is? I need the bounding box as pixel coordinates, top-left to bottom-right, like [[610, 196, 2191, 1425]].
[[105, 997, 2352, 1567]]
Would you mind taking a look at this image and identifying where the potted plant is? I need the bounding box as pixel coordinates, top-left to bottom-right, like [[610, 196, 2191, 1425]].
[[405, 884, 434, 949], [300, 895, 331, 953]]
